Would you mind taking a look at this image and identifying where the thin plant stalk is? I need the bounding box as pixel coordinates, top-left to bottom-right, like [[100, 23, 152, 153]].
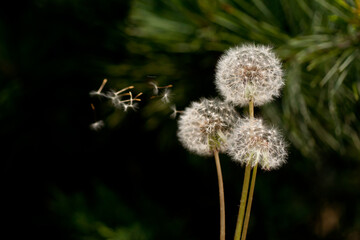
[[214, 149, 226, 240], [241, 164, 258, 240], [249, 98, 254, 119], [240, 97, 257, 240], [233, 163, 251, 240], [234, 97, 255, 240]]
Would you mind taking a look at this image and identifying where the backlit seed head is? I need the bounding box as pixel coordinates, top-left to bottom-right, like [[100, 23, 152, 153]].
[[177, 98, 239, 156], [215, 44, 284, 106], [227, 118, 287, 170]]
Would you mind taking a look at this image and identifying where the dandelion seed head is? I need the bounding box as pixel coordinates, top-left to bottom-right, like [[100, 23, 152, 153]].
[[177, 98, 239, 156], [227, 118, 287, 170], [215, 44, 284, 106]]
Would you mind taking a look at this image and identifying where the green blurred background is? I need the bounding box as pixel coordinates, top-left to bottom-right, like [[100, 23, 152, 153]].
[[1, 0, 360, 239]]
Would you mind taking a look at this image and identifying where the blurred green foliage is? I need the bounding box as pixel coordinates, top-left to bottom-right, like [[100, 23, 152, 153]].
[[122, 0, 360, 159], [51, 184, 150, 240], [1, 0, 360, 240]]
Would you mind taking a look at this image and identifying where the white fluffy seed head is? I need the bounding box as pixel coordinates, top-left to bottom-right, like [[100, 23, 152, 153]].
[[215, 44, 284, 106], [227, 118, 287, 170], [177, 98, 239, 156]]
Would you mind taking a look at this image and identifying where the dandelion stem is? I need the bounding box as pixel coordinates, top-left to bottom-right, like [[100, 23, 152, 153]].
[[241, 164, 258, 240], [234, 163, 251, 240], [249, 98, 254, 119], [214, 149, 226, 240], [239, 97, 257, 240], [234, 97, 255, 240]]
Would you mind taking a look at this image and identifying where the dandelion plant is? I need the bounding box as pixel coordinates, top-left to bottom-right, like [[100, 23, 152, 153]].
[[227, 117, 287, 240], [177, 98, 239, 240], [215, 44, 287, 240]]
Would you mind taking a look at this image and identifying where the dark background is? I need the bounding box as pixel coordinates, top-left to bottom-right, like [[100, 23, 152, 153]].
[[1, 0, 360, 239]]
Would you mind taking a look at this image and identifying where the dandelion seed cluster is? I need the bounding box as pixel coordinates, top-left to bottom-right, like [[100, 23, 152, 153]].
[[227, 118, 287, 170], [215, 44, 283, 106], [177, 98, 239, 156]]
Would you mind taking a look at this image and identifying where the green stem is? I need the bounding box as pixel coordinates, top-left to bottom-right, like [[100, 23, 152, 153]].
[[234, 97, 255, 240], [233, 163, 251, 240], [241, 164, 258, 240], [214, 149, 226, 240], [249, 98, 254, 119]]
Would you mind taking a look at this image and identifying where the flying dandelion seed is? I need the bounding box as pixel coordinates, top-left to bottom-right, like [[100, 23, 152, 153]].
[[117, 91, 142, 112], [89, 103, 104, 131], [128, 102, 139, 111], [89, 78, 108, 97], [149, 81, 159, 95], [150, 81, 173, 97], [90, 120, 104, 131], [103, 86, 141, 111], [170, 105, 183, 119], [161, 88, 172, 103], [104, 90, 122, 108]]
